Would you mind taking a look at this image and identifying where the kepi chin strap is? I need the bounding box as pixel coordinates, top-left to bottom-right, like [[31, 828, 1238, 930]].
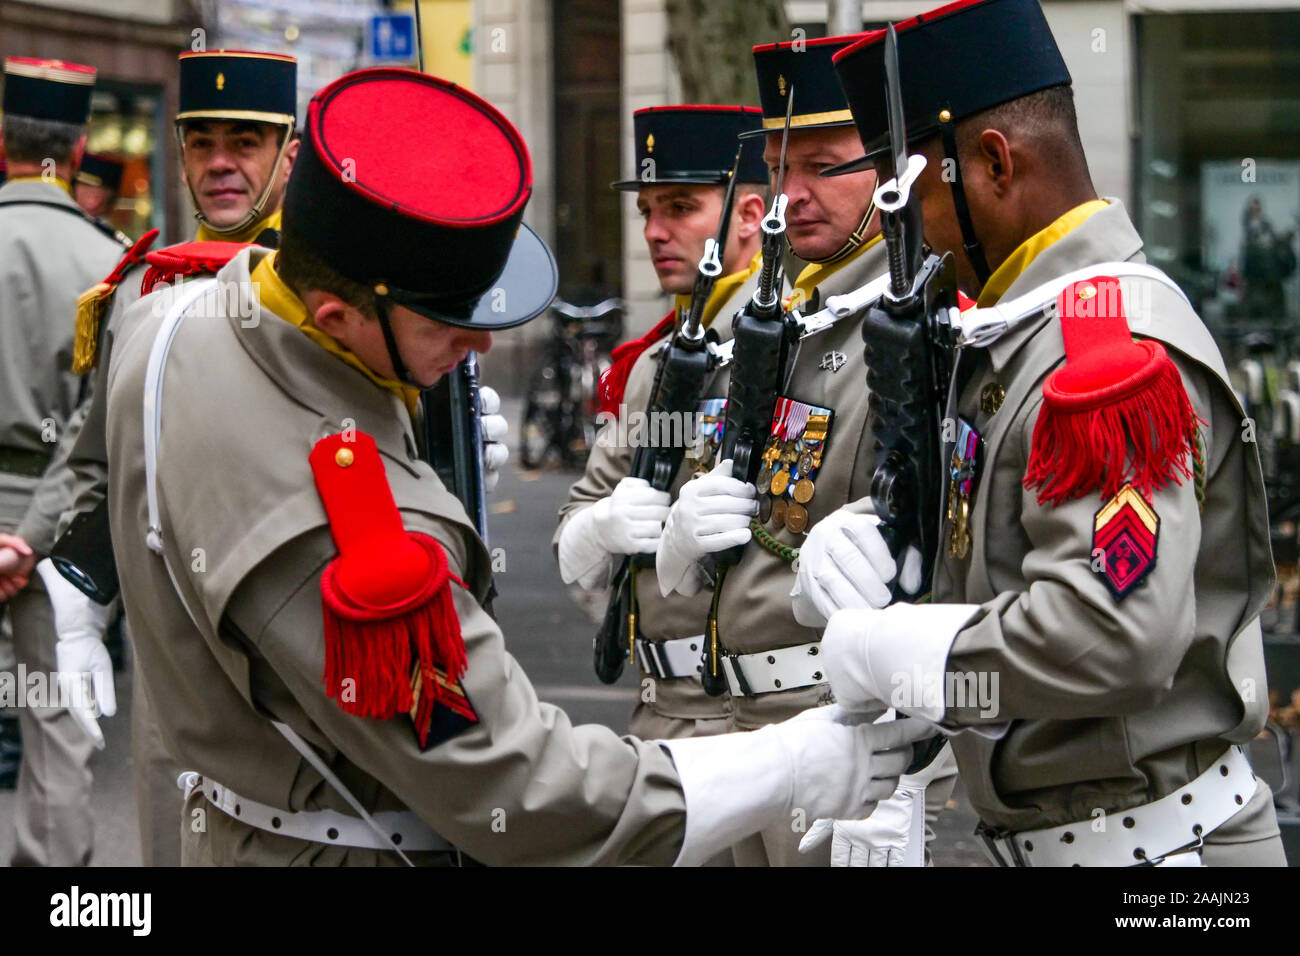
[[938, 110, 992, 289]]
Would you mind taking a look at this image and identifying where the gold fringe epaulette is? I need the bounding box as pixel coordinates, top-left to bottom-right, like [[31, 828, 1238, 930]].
[[72, 228, 159, 374]]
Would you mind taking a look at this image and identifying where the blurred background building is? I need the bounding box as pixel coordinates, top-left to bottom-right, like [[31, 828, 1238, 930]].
[[2, 0, 1298, 380]]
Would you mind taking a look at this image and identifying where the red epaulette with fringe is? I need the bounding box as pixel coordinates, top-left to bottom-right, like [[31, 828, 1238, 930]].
[[140, 240, 249, 296], [309, 431, 479, 748]]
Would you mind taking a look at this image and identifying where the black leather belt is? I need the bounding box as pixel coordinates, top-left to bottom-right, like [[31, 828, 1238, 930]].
[[0, 445, 53, 478]]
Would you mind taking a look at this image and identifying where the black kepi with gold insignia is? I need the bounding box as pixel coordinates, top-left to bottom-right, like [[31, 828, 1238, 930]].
[[611, 105, 767, 191], [283, 66, 557, 382], [175, 50, 297, 237], [2, 57, 96, 123], [826, 0, 1072, 286]]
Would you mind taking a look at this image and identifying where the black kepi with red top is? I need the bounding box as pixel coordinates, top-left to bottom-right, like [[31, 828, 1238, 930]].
[[2, 57, 96, 123], [283, 67, 556, 361], [825, 0, 1071, 285], [611, 105, 767, 191]]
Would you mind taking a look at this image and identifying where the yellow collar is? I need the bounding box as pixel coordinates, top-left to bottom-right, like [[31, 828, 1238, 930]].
[[198, 207, 283, 244], [250, 251, 421, 415], [977, 199, 1110, 307], [672, 250, 763, 327], [791, 233, 882, 309], [7, 174, 72, 195]]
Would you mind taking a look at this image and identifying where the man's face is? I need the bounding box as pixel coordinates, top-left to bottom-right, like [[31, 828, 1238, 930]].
[[764, 125, 877, 261], [636, 183, 725, 294], [324, 300, 494, 390], [74, 182, 116, 219], [180, 120, 293, 228]]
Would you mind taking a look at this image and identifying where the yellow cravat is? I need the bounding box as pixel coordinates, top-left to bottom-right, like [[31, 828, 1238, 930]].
[[976, 199, 1110, 307], [6, 174, 72, 195], [197, 207, 283, 244], [250, 251, 421, 415], [672, 250, 764, 327], [791, 233, 883, 310]]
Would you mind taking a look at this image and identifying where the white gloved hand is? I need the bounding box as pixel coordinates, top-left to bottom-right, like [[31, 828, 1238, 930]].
[[800, 740, 956, 866], [655, 458, 756, 598], [661, 704, 934, 866], [479, 385, 507, 494], [35, 560, 116, 749], [557, 477, 671, 590], [821, 602, 980, 720], [790, 509, 922, 627]]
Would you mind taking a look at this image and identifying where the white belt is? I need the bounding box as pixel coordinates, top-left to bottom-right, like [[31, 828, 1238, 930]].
[[979, 746, 1255, 867], [721, 642, 826, 697], [636, 635, 704, 681], [180, 772, 456, 855]]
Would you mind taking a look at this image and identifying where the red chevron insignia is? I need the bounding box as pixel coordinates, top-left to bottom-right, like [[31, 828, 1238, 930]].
[[1092, 484, 1159, 601]]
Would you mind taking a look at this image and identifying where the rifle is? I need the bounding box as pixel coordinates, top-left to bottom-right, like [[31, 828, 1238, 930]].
[[861, 24, 960, 769], [592, 149, 744, 683], [699, 89, 803, 697]]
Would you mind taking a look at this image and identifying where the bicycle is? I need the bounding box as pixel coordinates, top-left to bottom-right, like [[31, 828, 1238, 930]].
[[519, 297, 623, 470]]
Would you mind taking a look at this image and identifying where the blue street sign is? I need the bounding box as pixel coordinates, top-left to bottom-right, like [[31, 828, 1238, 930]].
[[369, 13, 416, 62]]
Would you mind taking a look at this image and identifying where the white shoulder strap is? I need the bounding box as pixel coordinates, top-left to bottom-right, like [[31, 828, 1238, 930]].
[[957, 261, 1190, 348], [143, 278, 219, 554]]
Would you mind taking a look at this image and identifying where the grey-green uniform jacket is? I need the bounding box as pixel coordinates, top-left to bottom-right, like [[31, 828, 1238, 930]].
[[934, 201, 1275, 834], [709, 238, 888, 730], [0, 180, 122, 543], [106, 248, 686, 865], [553, 269, 761, 724]]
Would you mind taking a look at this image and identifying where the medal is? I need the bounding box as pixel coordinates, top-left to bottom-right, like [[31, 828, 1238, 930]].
[[946, 418, 982, 558], [771, 496, 788, 529], [758, 495, 773, 524], [770, 467, 790, 496], [785, 503, 809, 534], [793, 478, 815, 504]]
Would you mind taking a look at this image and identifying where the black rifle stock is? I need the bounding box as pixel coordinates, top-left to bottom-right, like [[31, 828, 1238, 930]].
[[863, 24, 960, 771]]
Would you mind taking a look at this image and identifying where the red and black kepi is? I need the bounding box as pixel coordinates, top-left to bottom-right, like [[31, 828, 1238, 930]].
[[2, 57, 96, 124], [611, 105, 767, 191], [741, 34, 865, 139], [826, 0, 1070, 174], [75, 153, 125, 192], [284, 67, 557, 334]]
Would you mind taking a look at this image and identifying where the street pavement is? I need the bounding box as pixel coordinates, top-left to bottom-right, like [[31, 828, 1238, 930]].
[[1, 422, 986, 867]]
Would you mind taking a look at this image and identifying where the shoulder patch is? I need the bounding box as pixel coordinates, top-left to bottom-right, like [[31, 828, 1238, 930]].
[[1092, 483, 1159, 601], [140, 240, 249, 296], [73, 228, 160, 374], [310, 431, 477, 748]]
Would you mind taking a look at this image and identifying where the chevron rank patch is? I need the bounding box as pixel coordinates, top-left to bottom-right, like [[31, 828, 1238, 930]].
[[1092, 484, 1159, 601]]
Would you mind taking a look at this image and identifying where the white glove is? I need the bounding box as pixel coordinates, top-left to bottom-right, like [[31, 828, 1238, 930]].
[[35, 559, 116, 749], [557, 477, 671, 590], [800, 740, 957, 866], [479, 385, 507, 493], [791, 509, 922, 627], [821, 602, 980, 720], [660, 704, 933, 866], [655, 458, 756, 598]]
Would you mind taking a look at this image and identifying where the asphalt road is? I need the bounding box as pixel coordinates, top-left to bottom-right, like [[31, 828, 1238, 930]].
[[0, 425, 986, 867]]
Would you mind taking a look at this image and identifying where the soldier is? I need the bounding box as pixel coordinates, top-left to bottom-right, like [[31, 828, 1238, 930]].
[[0, 56, 126, 866], [803, 0, 1287, 866], [7, 49, 301, 869], [101, 67, 925, 866], [73, 153, 125, 229], [555, 105, 769, 757], [651, 34, 957, 867]]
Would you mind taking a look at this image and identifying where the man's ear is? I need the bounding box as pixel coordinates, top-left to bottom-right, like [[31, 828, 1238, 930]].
[[733, 191, 766, 243], [309, 293, 355, 343], [974, 128, 1014, 197], [71, 133, 88, 170], [281, 136, 300, 178]]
